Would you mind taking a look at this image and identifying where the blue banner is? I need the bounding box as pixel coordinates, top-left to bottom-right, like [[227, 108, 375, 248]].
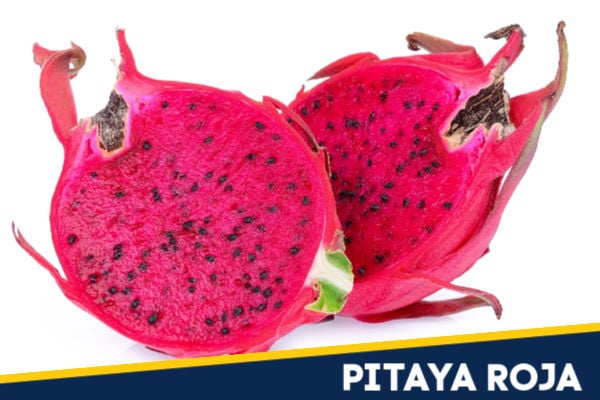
[[1, 324, 598, 399]]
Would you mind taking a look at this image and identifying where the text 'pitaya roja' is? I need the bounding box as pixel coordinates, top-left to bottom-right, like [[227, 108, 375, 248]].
[[13, 30, 353, 357], [288, 23, 567, 321]]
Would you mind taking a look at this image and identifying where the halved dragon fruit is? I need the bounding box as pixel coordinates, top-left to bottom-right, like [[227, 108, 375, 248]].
[[13, 30, 353, 356], [289, 23, 567, 321]]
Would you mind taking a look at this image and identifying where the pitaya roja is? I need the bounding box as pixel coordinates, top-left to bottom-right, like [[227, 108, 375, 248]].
[[289, 22, 567, 321], [13, 30, 353, 357]]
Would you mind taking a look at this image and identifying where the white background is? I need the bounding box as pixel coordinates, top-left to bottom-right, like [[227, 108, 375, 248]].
[[1, 1, 597, 375]]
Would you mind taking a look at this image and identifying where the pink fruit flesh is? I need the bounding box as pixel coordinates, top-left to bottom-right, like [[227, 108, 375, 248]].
[[14, 30, 351, 357], [289, 23, 567, 320]]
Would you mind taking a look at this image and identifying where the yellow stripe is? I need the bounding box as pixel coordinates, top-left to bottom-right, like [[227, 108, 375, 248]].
[[1, 322, 598, 385]]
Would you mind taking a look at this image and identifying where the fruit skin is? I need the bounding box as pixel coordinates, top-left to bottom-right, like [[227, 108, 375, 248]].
[[13, 30, 353, 357], [289, 23, 567, 321]]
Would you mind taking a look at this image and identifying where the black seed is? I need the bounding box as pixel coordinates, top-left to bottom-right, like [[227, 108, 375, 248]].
[[402, 198, 410, 208], [432, 103, 440, 110], [419, 148, 429, 157], [275, 276, 284, 284], [183, 220, 194, 230], [358, 194, 366, 204], [274, 300, 283, 309], [114, 190, 125, 198], [233, 248, 242, 258], [380, 194, 389, 203], [370, 204, 380, 212], [427, 114, 433, 121], [205, 171, 214, 180], [263, 288, 272, 298], [221, 327, 230, 335], [227, 233, 239, 241], [152, 187, 162, 202], [396, 164, 404, 173], [431, 160, 441, 168], [369, 112, 376, 122], [330, 172, 338, 181], [203, 136, 214, 145], [246, 153, 257, 160], [290, 246, 300, 255], [161, 101, 169, 109], [300, 107, 308, 115], [344, 220, 353, 228], [122, 287, 132, 295], [255, 121, 265, 130], [234, 306, 244, 316], [205, 318, 214, 326], [414, 123, 420, 130], [138, 262, 148, 272], [142, 249, 150, 257], [257, 224, 266, 232], [268, 205, 277, 213], [198, 227, 208, 236], [409, 151, 417, 159], [357, 267, 366, 276], [414, 137, 421, 145], [404, 101, 412, 109], [259, 270, 268, 280], [244, 216, 255, 224], [389, 141, 397, 148], [267, 183, 274, 190], [375, 254, 385, 263], [218, 175, 227, 185], [417, 100, 425, 107], [89, 274, 98, 284], [313, 99, 321, 110], [203, 216, 211, 224], [85, 254, 94, 262], [257, 303, 267, 312], [130, 298, 140, 310], [379, 91, 388, 101], [127, 271, 135, 280], [265, 157, 276, 165], [302, 196, 310, 205], [344, 237, 352, 245], [425, 226, 434, 234], [90, 171, 98, 178], [384, 181, 394, 189], [424, 166, 432, 174], [367, 159, 373, 167], [327, 94, 333, 102], [210, 273, 217, 282], [189, 103, 196, 110], [160, 244, 169, 252], [108, 286, 118, 295], [326, 121, 335, 130], [194, 242, 202, 249], [142, 141, 152, 151], [67, 234, 77, 245], [206, 255, 216, 263], [248, 253, 257, 263], [272, 134, 281, 141], [188, 277, 197, 283], [188, 286, 196, 293], [345, 118, 360, 129], [443, 201, 453, 210], [380, 127, 386, 134], [417, 199, 426, 209]]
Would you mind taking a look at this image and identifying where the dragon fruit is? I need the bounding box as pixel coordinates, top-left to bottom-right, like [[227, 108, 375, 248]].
[[13, 30, 353, 357], [288, 23, 567, 321]]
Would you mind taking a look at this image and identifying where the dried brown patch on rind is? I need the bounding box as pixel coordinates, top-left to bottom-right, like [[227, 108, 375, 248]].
[[92, 91, 128, 152], [444, 77, 514, 147]]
